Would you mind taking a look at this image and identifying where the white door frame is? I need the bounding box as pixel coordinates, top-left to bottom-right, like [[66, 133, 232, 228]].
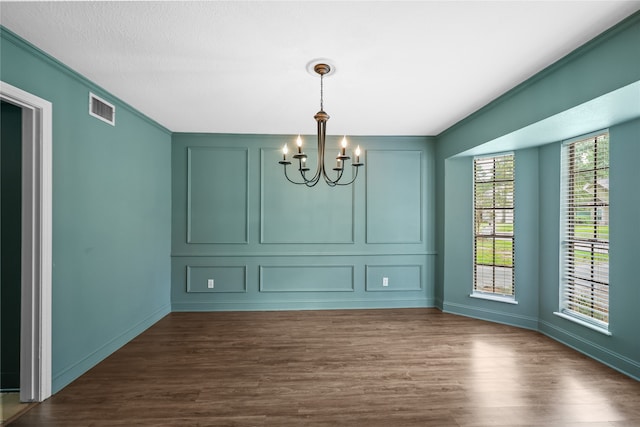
[[1, 81, 52, 402]]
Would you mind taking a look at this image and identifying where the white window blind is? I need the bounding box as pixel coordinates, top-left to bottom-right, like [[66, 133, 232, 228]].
[[561, 133, 609, 327], [473, 153, 514, 297]]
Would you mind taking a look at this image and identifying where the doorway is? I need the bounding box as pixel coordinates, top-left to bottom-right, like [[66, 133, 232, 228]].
[[1, 100, 22, 392], [0, 81, 52, 402]]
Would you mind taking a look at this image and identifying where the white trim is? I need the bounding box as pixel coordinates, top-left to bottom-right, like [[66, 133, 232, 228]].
[[470, 292, 518, 305], [553, 312, 612, 336], [0, 81, 52, 402]]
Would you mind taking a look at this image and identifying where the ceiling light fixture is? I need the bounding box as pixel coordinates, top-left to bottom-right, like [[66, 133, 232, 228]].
[[279, 61, 363, 187]]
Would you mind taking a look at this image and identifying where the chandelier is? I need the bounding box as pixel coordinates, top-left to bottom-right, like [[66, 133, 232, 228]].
[[279, 62, 363, 187]]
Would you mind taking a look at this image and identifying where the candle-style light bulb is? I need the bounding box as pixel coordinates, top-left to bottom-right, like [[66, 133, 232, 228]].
[[341, 136, 347, 156], [282, 144, 288, 161], [355, 145, 361, 163], [296, 135, 302, 153]]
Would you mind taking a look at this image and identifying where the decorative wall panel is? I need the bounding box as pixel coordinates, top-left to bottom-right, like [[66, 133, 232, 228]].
[[366, 265, 422, 291], [260, 148, 354, 244], [366, 150, 422, 243], [260, 265, 354, 292], [187, 266, 247, 293], [187, 147, 248, 243]]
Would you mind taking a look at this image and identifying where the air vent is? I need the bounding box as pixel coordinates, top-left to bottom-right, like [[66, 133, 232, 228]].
[[89, 92, 115, 126]]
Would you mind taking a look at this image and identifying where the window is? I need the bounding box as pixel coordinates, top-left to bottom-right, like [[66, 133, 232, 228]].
[[473, 153, 515, 299], [561, 133, 609, 329]]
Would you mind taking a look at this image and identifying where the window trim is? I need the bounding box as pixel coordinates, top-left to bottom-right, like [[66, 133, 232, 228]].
[[553, 311, 612, 336], [470, 291, 518, 304]]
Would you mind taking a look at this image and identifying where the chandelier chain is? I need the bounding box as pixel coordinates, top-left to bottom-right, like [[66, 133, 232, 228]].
[[320, 73, 324, 111]]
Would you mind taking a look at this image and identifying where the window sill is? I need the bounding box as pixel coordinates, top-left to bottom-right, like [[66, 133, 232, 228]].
[[469, 292, 518, 305], [553, 312, 612, 336]]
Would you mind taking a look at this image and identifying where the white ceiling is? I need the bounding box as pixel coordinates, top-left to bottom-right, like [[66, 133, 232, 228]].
[[1, 1, 639, 136]]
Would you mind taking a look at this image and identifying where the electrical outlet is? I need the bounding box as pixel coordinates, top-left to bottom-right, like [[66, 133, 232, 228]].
[[207, 279, 214, 289], [382, 277, 389, 287]]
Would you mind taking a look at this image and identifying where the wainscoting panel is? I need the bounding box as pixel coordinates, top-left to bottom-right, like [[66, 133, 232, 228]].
[[171, 254, 435, 311], [187, 146, 248, 244], [366, 150, 423, 243], [187, 266, 247, 293], [365, 265, 422, 291], [260, 265, 354, 292]]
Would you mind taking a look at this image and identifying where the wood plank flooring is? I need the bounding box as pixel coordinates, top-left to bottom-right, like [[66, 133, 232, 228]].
[[9, 309, 640, 426]]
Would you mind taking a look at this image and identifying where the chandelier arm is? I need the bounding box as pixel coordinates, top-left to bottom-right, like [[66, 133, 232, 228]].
[[319, 119, 342, 186], [282, 163, 319, 186], [316, 117, 329, 183], [300, 166, 321, 187], [333, 165, 362, 186], [323, 165, 344, 186]]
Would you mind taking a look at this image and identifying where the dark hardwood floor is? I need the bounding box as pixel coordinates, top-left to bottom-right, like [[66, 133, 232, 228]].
[[9, 309, 640, 426]]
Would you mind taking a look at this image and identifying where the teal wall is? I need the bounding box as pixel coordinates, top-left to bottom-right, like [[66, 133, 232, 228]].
[[436, 13, 640, 379], [171, 134, 436, 311], [1, 100, 22, 390], [0, 28, 173, 393]]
